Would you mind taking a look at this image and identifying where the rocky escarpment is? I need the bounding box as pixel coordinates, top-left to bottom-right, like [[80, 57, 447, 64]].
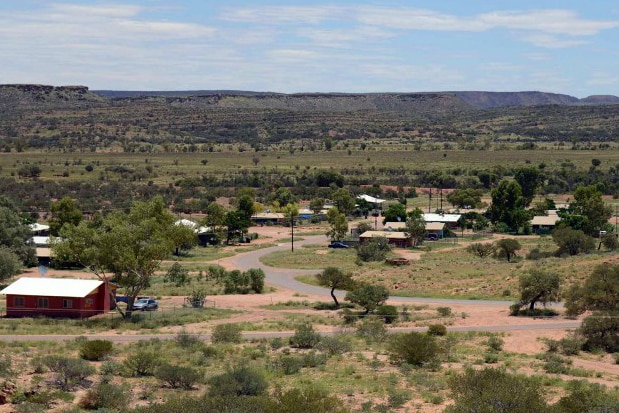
[[0, 84, 107, 111]]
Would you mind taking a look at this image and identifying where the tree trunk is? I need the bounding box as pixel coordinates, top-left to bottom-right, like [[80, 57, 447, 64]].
[[330, 287, 339, 308]]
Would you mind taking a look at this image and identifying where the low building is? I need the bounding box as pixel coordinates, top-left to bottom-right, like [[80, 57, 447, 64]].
[[359, 230, 411, 248], [0, 277, 113, 318], [422, 213, 462, 229], [251, 212, 285, 225], [531, 212, 560, 234]]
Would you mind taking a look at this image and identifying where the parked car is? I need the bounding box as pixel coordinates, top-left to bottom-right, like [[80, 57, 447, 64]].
[[132, 298, 158, 311], [328, 241, 350, 249], [425, 233, 439, 241]]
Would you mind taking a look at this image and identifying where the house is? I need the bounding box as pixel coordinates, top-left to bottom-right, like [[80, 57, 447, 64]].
[[531, 211, 560, 234], [381, 221, 446, 238], [29, 223, 50, 235], [422, 213, 462, 229], [359, 230, 411, 248], [0, 277, 113, 318], [251, 212, 285, 225], [175, 219, 216, 246]]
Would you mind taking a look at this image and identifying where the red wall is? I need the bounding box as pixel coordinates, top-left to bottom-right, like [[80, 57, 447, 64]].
[[5, 284, 111, 318]]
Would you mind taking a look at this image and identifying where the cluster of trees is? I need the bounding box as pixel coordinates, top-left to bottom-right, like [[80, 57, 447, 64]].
[[0, 196, 36, 281]]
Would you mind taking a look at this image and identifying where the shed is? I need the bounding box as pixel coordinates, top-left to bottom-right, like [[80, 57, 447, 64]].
[[0, 277, 112, 318], [422, 213, 462, 229], [251, 212, 285, 225]]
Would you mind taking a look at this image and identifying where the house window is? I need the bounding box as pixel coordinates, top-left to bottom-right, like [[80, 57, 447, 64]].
[[37, 297, 49, 308], [13, 297, 24, 307], [85, 298, 93, 308], [62, 299, 73, 309]]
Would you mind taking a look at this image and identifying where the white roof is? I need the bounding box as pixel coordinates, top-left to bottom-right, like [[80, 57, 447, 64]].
[[29, 223, 50, 232], [175, 219, 211, 234], [384, 222, 406, 230], [422, 213, 461, 223], [0, 277, 104, 298], [30, 236, 50, 246], [357, 194, 386, 204]]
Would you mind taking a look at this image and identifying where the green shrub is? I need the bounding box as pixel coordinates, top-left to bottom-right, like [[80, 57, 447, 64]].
[[212, 323, 243, 344], [174, 329, 203, 348], [315, 336, 352, 356], [79, 382, 129, 410], [123, 350, 160, 377], [558, 335, 583, 356], [79, 339, 114, 361], [487, 335, 504, 352], [357, 237, 391, 262], [388, 388, 412, 408], [355, 316, 387, 342], [0, 355, 12, 377], [484, 353, 499, 364], [100, 361, 122, 376], [388, 332, 440, 367], [301, 351, 328, 368], [155, 363, 201, 389], [270, 355, 303, 375], [376, 305, 398, 324], [427, 324, 447, 336], [437, 306, 452, 317], [42, 355, 96, 390], [208, 365, 268, 397], [290, 323, 321, 349]]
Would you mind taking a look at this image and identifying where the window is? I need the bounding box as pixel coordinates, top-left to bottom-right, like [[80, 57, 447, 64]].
[[62, 299, 73, 309], [37, 297, 49, 308], [85, 298, 93, 308], [13, 297, 24, 307]]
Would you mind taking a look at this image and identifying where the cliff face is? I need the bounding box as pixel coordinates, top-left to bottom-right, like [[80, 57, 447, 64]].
[[0, 84, 106, 110], [3, 84, 619, 113]]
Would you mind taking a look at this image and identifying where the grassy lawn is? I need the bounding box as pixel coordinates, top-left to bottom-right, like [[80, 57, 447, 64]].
[[267, 234, 619, 300]]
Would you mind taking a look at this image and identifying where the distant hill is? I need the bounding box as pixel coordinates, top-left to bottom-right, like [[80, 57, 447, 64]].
[[451, 91, 580, 109], [3, 85, 619, 113], [0, 84, 106, 111]]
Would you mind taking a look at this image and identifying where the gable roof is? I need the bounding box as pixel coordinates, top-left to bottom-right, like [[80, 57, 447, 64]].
[[357, 194, 386, 204], [531, 215, 560, 226], [0, 277, 104, 298], [422, 213, 461, 223]]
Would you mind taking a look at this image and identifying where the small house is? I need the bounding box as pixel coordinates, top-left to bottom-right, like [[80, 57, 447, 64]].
[[0, 277, 113, 318], [359, 230, 411, 248], [251, 212, 285, 225], [531, 212, 560, 234], [422, 213, 462, 229]]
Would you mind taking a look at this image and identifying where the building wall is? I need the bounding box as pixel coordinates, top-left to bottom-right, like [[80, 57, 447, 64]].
[[5, 284, 111, 318]]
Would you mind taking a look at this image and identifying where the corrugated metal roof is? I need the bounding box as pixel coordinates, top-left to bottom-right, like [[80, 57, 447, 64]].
[[0, 277, 103, 298], [423, 213, 461, 223], [531, 215, 560, 226], [360, 230, 408, 239]]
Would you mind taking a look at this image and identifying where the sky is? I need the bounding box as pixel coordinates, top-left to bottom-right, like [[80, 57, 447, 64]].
[[1, 1, 619, 97]]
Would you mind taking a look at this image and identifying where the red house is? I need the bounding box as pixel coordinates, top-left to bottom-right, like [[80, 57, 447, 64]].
[[1, 277, 112, 318]]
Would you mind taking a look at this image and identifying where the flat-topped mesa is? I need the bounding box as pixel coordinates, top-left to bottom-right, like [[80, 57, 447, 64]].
[[0, 84, 89, 94]]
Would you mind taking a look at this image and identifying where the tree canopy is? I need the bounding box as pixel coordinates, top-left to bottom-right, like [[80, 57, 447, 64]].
[[316, 267, 354, 308], [53, 196, 177, 318], [517, 269, 561, 312], [487, 180, 528, 232], [568, 185, 613, 236]]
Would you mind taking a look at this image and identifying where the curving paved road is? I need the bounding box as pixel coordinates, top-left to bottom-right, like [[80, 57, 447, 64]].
[[0, 234, 579, 342]]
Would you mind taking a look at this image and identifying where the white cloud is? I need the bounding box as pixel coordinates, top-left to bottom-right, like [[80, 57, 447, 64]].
[[221, 6, 348, 24], [522, 34, 588, 49]]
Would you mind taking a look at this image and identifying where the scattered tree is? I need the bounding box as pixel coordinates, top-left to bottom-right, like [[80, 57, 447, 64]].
[[514, 166, 543, 207], [0, 247, 21, 281], [494, 238, 521, 262], [552, 226, 595, 256], [316, 267, 354, 308], [569, 185, 613, 236], [446, 188, 484, 209], [487, 180, 528, 232], [49, 196, 83, 236], [326, 207, 348, 241], [516, 269, 561, 312], [357, 236, 391, 262], [345, 283, 389, 314], [404, 209, 426, 247], [53, 196, 176, 318], [164, 262, 191, 287]]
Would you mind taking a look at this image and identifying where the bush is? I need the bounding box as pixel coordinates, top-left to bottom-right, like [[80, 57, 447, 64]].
[[290, 323, 321, 349], [42, 355, 95, 390], [345, 284, 389, 313], [212, 323, 243, 344], [123, 350, 160, 377], [487, 335, 504, 352], [315, 336, 352, 356], [375, 305, 398, 324], [356, 316, 387, 342], [357, 237, 391, 262], [208, 365, 268, 397], [79, 382, 129, 410], [446, 368, 547, 413], [247, 268, 265, 293], [0, 355, 12, 378], [155, 363, 201, 389], [436, 306, 452, 317], [270, 355, 303, 375], [466, 242, 495, 258], [427, 324, 447, 336], [388, 332, 440, 367], [79, 339, 114, 361], [174, 329, 202, 348], [164, 262, 190, 287]]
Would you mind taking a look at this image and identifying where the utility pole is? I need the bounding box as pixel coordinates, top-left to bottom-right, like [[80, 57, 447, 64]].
[[428, 188, 432, 213]]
